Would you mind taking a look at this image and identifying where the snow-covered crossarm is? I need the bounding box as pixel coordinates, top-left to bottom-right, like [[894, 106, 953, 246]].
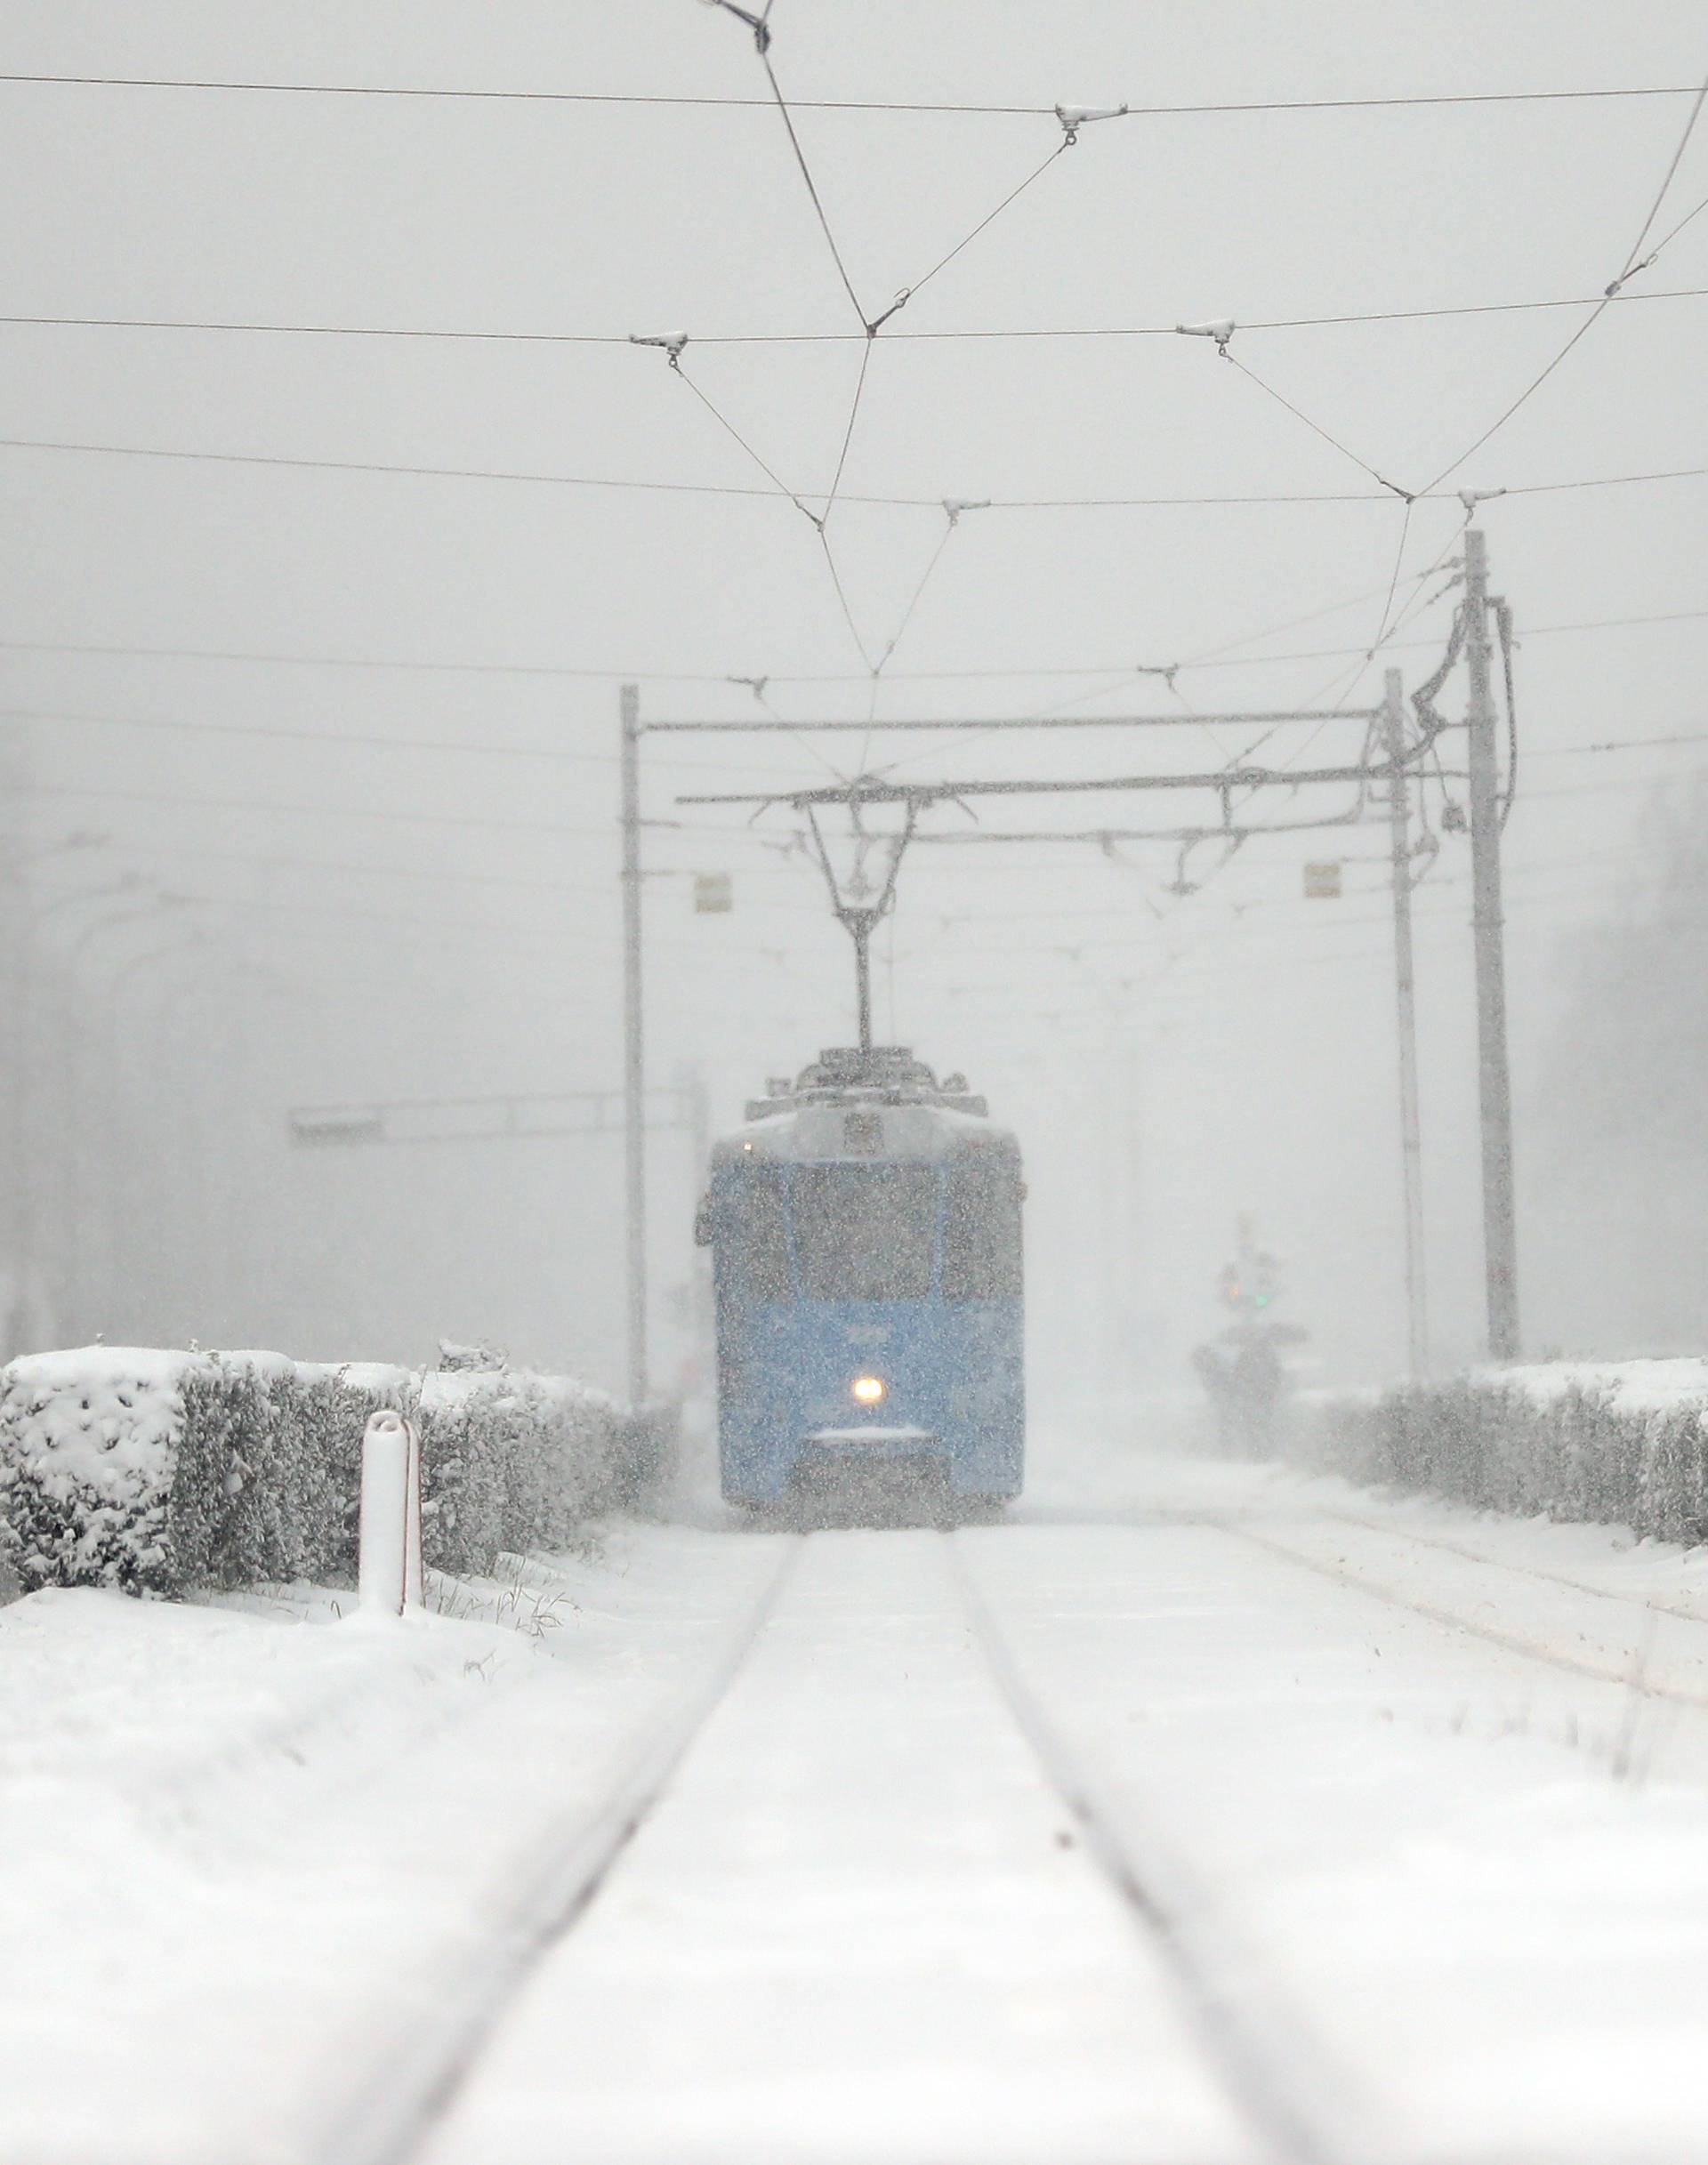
[[0, 1346, 673, 1600], [1286, 1358, 1708, 1544]]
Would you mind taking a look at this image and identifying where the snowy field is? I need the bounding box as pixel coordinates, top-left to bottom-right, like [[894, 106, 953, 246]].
[[9, 1429, 1708, 2163]]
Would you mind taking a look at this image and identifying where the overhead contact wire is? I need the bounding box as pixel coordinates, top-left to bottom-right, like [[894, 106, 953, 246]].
[[1424, 66, 1708, 489], [872, 667, 1168, 782], [875, 516, 959, 673], [743, 676, 850, 786], [1643, 186, 1708, 268], [1370, 497, 1418, 650], [816, 528, 879, 672], [3, 75, 1702, 116], [818, 336, 874, 525], [1219, 349, 1412, 496], [4, 431, 1704, 511], [1232, 501, 1454, 785], [1619, 71, 1708, 270], [1180, 564, 1436, 668], [890, 140, 1071, 317], [2, 285, 1704, 346], [1421, 306, 1612, 493], [761, 50, 870, 331], [671, 359, 818, 519]]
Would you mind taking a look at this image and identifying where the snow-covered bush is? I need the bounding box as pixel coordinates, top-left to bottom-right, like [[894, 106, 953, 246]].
[[1293, 1361, 1708, 1545], [0, 1348, 198, 1595], [0, 1344, 661, 1598], [414, 1365, 640, 1571]]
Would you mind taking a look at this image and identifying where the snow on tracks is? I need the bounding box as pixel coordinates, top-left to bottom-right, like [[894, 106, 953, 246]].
[[963, 1502, 1708, 2164], [0, 1527, 786, 2165], [317, 1538, 797, 2165], [950, 1534, 1367, 2165], [422, 1531, 1265, 2165], [1230, 1503, 1708, 1710], [18, 1469, 1708, 2164]]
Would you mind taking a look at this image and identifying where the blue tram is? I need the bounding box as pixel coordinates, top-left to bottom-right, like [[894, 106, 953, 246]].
[[697, 1045, 1025, 1514]]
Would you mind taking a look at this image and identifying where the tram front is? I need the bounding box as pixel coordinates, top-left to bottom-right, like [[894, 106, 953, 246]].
[[697, 1047, 1025, 1518]]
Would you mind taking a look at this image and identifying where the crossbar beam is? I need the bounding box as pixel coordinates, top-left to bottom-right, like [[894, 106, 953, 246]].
[[645, 708, 1379, 734], [678, 755, 1414, 809]]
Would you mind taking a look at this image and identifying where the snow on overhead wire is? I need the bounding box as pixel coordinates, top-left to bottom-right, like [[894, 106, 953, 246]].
[[1054, 102, 1128, 142]]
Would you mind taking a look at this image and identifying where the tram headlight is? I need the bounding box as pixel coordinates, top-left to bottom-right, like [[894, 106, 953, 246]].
[[850, 1374, 886, 1406]]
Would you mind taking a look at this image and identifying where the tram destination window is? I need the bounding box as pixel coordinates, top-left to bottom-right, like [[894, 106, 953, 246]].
[[942, 1157, 1023, 1300], [719, 1166, 793, 1300], [792, 1164, 936, 1301]]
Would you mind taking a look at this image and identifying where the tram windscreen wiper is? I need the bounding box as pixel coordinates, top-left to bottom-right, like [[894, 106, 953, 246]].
[[792, 1165, 937, 1301]]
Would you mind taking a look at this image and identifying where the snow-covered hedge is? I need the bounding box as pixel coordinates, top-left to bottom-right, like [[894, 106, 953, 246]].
[[1293, 1360, 1708, 1545], [0, 1346, 668, 1598]]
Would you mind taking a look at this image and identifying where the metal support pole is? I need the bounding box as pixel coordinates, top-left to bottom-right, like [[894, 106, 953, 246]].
[[1384, 669, 1428, 1378], [619, 683, 649, 1408], [9, 916, 33, 1356], [1462, 529, 1521, 1361], [851, 914, 874, 1051]]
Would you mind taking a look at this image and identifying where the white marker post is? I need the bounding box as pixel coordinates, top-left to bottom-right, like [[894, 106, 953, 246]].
[[358, 1409, 424, 1616]]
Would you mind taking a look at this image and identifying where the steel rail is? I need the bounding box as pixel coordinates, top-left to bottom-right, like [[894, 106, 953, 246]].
[[1223, 1518, 1708, 1713], [1311, 1506, 1708, 1630], [309, 1540, 802, 2165], [947, 1533, 1373, 2165]]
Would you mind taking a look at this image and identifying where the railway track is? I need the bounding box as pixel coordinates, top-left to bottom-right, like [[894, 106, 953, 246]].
[[946, 1532, 1368, 2165], [311, 1522, 1366, 2165], [1314, 1503, 1708, 1627], [300, 1508, 1659, 2165], [1225, 1513, 1708, 1713], [310, 1538, 803, 2165]]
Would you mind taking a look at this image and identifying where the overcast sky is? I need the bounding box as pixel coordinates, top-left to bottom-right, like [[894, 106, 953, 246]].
[[1, 3, 1703, 1391]]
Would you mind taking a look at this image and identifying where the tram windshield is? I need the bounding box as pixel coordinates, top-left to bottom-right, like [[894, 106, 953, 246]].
[[721, 1165, 793, 1300], [942, 1158, 1024, 1300], [792, 1164, 936, 1301]]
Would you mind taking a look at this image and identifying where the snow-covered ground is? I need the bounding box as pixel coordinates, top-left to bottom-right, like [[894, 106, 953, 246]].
[[10, 1429, 1708, 2162], [0, 1529, 786, 2165], [423, 1531, 1254, 2165]]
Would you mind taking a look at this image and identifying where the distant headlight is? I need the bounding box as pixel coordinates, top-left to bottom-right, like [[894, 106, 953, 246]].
[[850, 1374, 886, 1406]]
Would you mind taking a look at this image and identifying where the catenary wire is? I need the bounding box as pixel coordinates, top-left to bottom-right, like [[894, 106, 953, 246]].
[[0, 286, 1703, 348], [1642, 186, 1708, 268], [669, 359, 818, 515], [1422, 68, 1708, 489], [874, 512, 961, 673], [1218, 348, 1412, 495], [657, 337, 892, 671], [12, 776, 628, 838], [1370, 498, 1419, 648], [890, 140, 1071, 317], [759, 46, 871, 330], [1530, 726, 1708, 757], [4, 431, 1704, 512], [816, 527, 879, 671], [1180, 566, 1436, 667], [1229, 503, 1464, 786], [2, 603, 1699, 688], [0, 73, 1697, 117], [1619, 72, 1708, 270], [732, 674, 851, 785], [818, 339, 874, 523], [0, 702, 824, 777]]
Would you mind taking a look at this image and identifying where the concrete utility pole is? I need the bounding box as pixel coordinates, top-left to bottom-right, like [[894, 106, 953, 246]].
[[1383, 670, 1428, 1378], [619, 683, 649, 1408], [1462, 528, 1521, 1361]]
